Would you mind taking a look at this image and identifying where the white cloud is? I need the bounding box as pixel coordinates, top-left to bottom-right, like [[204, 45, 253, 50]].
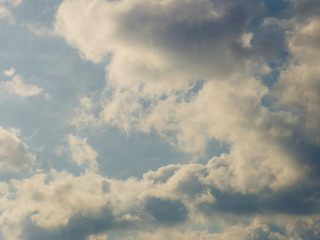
[[0, 165, 317, 240], [272, 17, 320, 138], [0, 0, 22, 20], [1, 75, 43, 97], [70, 97, 98, 129], [67, 135, 99, 171], [55, 0, 311, 194], [0, 127, 35, 172], [87, 234, 108, 240], [3, 67, 15, 77], [55, 0, 266, 90], [1, 0, 314, 239], [0, 170, 109, 239]]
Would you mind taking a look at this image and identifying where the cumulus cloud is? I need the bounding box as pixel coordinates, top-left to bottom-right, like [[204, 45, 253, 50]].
[[0, 164, 318, 239], [1, 75, 43, 97], [0, 0, 319, 239], [0, 127, 35, 172], [67, 135, 98, 171], [272, 16, 320, 137], [55, 0, 271, 89]]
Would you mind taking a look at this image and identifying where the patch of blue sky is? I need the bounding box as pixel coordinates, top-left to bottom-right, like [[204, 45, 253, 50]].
[[262, 0, 290, 15], [80, 127, 187, 179], [12, 0, 63, 27]]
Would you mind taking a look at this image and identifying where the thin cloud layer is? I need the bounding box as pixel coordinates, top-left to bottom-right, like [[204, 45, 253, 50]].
[[0, 0, 319, 239]]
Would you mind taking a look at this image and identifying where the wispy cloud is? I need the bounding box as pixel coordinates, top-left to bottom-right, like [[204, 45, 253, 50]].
[[67, 135, 98, 171], [1, 75, 43, 97]]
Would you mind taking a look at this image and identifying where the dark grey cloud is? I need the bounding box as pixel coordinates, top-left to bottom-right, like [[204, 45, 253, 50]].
[[198, 190, 259, 216]]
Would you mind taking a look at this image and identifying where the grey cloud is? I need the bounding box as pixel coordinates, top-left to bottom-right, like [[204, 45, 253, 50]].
[[22, 208, 129, 240], [118, 0, 269, 77], [199, 190, 259, 216], [293, 0, 320, 18], [144, 197, 188, 225], [261, 188, 319, 215]]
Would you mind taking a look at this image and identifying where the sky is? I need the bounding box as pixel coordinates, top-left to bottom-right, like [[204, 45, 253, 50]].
[[0, 0, 320, 239]]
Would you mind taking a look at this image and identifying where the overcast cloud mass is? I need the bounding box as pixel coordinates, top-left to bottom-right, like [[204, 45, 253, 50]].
[[0, 0, 320, 239]]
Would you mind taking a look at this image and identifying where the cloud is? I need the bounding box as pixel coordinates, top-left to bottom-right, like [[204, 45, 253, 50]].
[[53, 0, 320, 197], [0, 161, 318, 239], [0, 0, 22, 20], [272, 16, 320, 136], [67, 135, 99, 171], [87, 234, 108, 240], [70, 97, 98, 129], [0, 0, 319, 239], [55, 0, 271, 88], [1, 75, 43, 97], [0, 127, 35, 172], [143, 197, 189, 225], [3, 68, 15, 77]]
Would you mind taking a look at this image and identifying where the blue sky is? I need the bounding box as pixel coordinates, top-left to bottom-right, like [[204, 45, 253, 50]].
[[0, 0, 320, 239]]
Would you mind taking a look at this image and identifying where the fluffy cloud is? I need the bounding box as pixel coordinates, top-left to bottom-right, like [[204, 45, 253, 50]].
[[55, 0, 272, 89], [53, 0, 319, 211], [0, 0, 319, 239], [0, 163, 318, 239], [0, 127, 35, 172], [1, 75, 43, 97], [67, 135, 99, 171], [272, 16, 320, 138]]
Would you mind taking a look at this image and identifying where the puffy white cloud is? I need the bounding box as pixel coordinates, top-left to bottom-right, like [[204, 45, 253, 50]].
[[0, 127, 35, 172], [55, 0, 314, 194], [0, 159, 318, 239], [55, 0, 268, 90], [1, 75, 43, 97], [67, 135, 99, 170]]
